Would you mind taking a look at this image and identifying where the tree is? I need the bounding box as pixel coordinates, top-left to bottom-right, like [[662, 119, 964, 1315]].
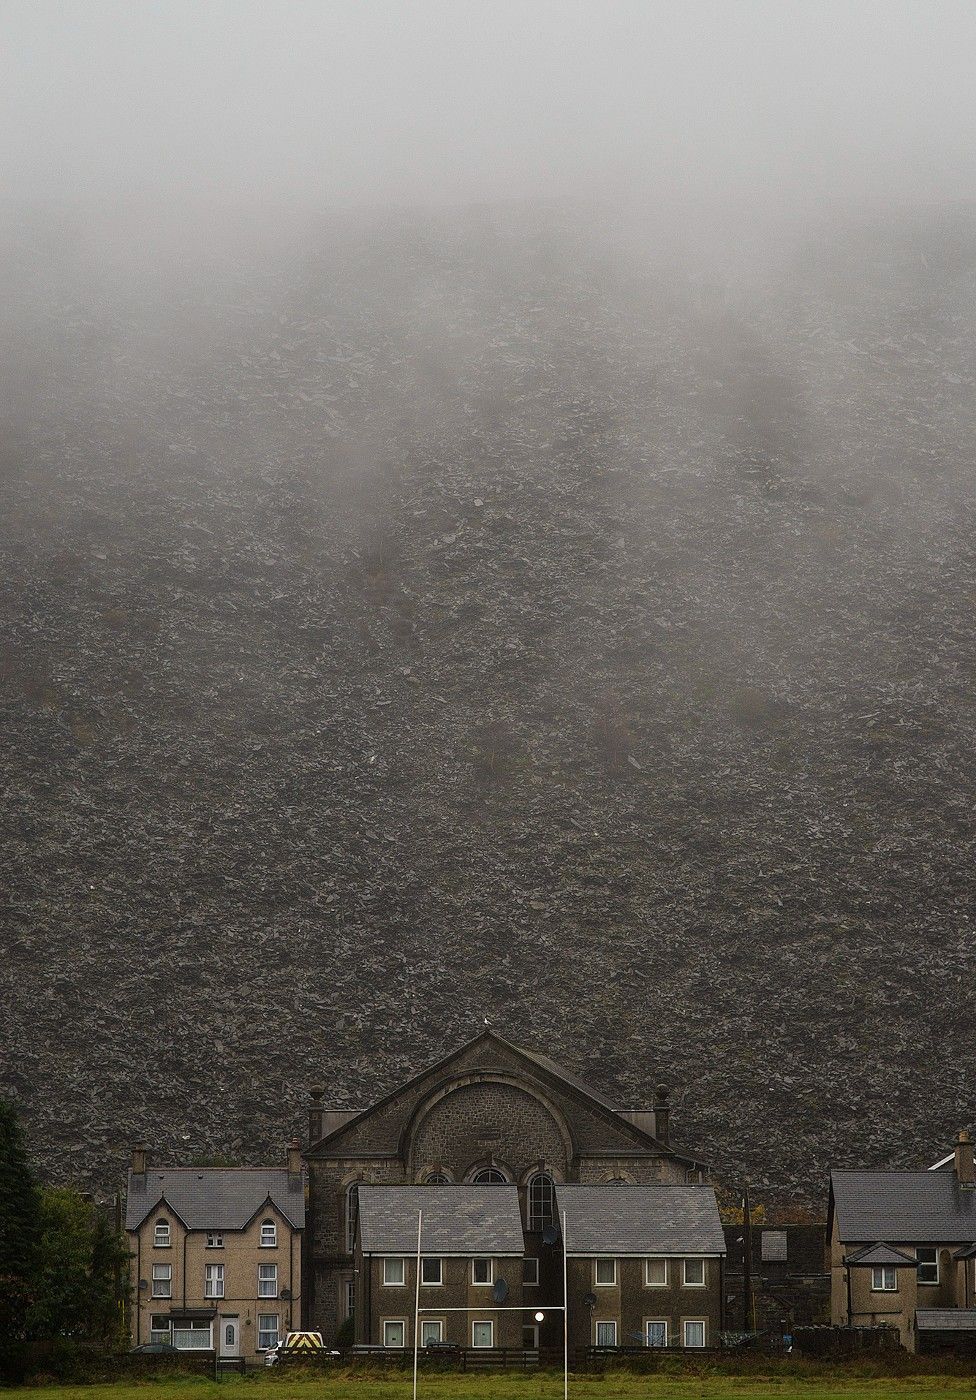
[[27, 1187, 128, 1346], [0, 1100, 40, 1343]]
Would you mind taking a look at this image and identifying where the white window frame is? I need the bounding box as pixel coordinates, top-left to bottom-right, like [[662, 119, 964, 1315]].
[[151, 1263, 172, 1298], [383, 1257, 407, 1287], [383, 1319, 406, 1348], [153, 1219, 171, 1248], [645, 1319, 668, 1348], [645, 1257, 668, 1287], [915, 1247, 939, 1285], [683, 1319, 706, 1348], [258, 1262, 278, 1297], [471, 1258, 493, 1286], [682, 1257, 706, 1287], [523, 1257, 539, 1286], [420, 1256, 443, 1286], [594, 1258, 617, 1286], [206, 1232, 223, 1249], [471, 1320, 494, 1348], [257, 1313, 279, 1350], [420, 1319, 444, 1346], [871, 1265, 897, 1291], [172, 1320, 212, 1350], [345, 1279, 356, 1320], [345, 1182, 359, 1253], [526, 1172, 556, 1230], [594, 1319, 618, 1347], [204, 1263, 224, 1298], [149, 1315, 172, 1345], [260, 1220, 277, 1248]]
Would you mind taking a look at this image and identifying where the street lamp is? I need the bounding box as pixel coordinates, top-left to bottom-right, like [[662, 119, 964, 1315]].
[[534, 1312, 545, 1324]]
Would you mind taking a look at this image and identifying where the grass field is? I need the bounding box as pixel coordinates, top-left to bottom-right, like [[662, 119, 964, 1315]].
[[7, 1374, 976, 1400]]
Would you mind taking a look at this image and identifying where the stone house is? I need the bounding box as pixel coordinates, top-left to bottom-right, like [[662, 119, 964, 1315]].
[[722, 1222, 829, 1333], [353, 1184, 528, 1349], [828, 1131, 976, 1351], [304, 1030, 706, 1343], [558, 1183, 726, 1350], [125, 1141, 304, 1361]]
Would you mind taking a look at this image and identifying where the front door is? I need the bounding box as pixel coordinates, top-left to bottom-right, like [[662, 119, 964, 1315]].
[[220, 1317, 240, 1358]]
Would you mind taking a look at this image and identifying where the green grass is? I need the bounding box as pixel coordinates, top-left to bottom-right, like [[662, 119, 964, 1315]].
[[8, 1375, 976, 1400]]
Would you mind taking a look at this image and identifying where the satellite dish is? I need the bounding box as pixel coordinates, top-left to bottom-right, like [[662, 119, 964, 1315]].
[[280, 1288, 292, 1300], [542, 1225, 559, 1247], [492, 1277, 509, 1304], [583, 1292, 597, 1309]]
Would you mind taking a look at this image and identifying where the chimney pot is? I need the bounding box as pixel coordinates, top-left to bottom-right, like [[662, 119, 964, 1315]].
[[287, 1137, 302, 1176], [955, 1129, 975, 1186], [131, 1142, 148, 1175]]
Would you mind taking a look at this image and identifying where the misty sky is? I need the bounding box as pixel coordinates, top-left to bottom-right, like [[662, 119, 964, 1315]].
[[2, 0, 975, 210]]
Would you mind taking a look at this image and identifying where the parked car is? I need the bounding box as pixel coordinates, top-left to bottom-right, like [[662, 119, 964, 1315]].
[[131, 1342, 180, 1353], [264, 1331, 334, 1366]]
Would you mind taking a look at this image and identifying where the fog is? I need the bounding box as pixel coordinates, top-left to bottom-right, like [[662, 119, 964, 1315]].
[[3, 0, 976, 211]]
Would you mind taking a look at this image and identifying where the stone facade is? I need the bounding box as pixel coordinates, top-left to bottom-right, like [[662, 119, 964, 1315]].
[[356, 1253, 528, 1350], [304, 1032, 704, 1342], [566, 1254, 723, 1350]]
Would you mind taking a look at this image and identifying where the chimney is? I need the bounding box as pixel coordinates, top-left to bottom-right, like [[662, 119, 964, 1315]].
[[308, 1086, 325, 1145], [955, 1129, 974, 1186], [287, 1136, 302, 1177], [654, 1086, 671, 1146], [131, 1142, 148, 1175]]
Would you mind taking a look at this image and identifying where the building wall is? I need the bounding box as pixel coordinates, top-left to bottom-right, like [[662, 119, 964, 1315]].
[[722, 1223, 829, 1333], [565, 1256, 723, 1350], [358, 1255, 525, 1349], [128, 1206, 302, 1360]]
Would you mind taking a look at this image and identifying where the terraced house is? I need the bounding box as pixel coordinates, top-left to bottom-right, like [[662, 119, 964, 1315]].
[[125, 1142, 305, 1361]]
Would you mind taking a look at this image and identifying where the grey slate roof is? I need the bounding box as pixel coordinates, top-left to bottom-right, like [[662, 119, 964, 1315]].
[[357, 1185, 524, 1256], [831, 1170, 976, 1244], [557, 1184, 726, 1256], [843, 1242, 919, 1268], [125, 1168, 304, 1231], [916, 1309, 976, 1331]]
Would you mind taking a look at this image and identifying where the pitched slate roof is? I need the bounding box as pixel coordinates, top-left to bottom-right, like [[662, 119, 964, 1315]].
[[125, 1168, 304, 1231], [356, 1185, 524, 1256], [916, 1309, 976, 1331], [557, 1184, 726, 1256], [843, 1242, 919, 1267], [831, 1170, 976, 1244]]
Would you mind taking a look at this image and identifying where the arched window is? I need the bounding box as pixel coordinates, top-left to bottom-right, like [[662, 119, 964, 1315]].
[[154, 1218, 171, 1248], [345, 1183, 359, 1252], [260, 1219, 277, 1248], [424, 1172, 450, 1184], [527, 1172, 555, 1230], [472, 1167, 508, 1184]]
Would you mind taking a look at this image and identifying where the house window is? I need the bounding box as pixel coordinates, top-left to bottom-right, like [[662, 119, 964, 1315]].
[[472, 1320, 494, 1348], [683, 1320, 706, 1348], [645, 1258, 668, 1287], [383, 1320, 405, 1348], [421, 1320, 443, 1346], [206, 1233, 223, 1249], [871, 1266, 897, 1291], [384, 1257, 406, 1286], [258, 1314, 279, 1350], [261, 1220, 277, 1248], [345, 1183, 359, 1253], [916, 1248, 939, 1285], [595, 1320, 617, 1347], [594, 1259, 617, 1286], [172, 1320, 212, 1349], [421, 1257, 443, 1286], [153, 1219, 171, 1248], [524, 1257, 539, 1286], [425, 1172, 450, 1184], [345, 1279, 356, 1321], [683, 1258, 705, 1287], [205, 1264, 224, 1298], [151, 1264, 172, 1297], [527, 1172, 555, 1230], [150, 1315, 172, 1345], [472, 1258, 493, 1286], [472, 1167, 508, 1184], [646, 1320, 668, 1348], [258, 1263, 278, 1297]]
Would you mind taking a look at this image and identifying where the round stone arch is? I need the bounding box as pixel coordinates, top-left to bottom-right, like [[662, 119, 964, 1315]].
[[401, 1071, 575, 1179]]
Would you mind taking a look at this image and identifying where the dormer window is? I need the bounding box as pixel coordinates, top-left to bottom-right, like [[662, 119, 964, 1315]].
[[154, 1219, 171, 1248], [260, 1220, 277, 1248]]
